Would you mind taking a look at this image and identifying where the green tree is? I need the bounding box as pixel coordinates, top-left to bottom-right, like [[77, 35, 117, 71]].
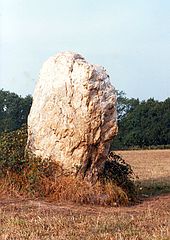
[[116, 90, 139, 121], [0, 89, 32, 133], [112, 95, 170, 149]]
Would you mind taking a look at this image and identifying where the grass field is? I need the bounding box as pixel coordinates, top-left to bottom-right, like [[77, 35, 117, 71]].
[[0, 150, 170, 240], [118, 149, 170, 198]]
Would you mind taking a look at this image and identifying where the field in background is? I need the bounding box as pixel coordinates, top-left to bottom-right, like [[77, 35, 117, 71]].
[[0, 150, 170, 240], [117, 149, 170, 180], [117, 149, 170, 198]]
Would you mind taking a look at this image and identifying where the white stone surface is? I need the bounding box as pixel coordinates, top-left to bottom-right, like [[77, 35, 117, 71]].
[[27, 51, 117, 173]]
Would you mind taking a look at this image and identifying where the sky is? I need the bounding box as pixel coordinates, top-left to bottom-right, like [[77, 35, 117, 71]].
[[0, 0, 170, 100]]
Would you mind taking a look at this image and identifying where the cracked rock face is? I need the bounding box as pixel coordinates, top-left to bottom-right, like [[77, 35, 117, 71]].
[[27, 52, 117, 176]]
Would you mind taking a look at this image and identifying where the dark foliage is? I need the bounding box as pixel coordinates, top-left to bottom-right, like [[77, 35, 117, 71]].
[[100, 151, 136, 199], [0, 125, 28, 175]]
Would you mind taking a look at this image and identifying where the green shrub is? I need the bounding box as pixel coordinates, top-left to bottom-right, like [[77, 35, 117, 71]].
[[0, 125, 28, 175], [99, 151, 137, 200]]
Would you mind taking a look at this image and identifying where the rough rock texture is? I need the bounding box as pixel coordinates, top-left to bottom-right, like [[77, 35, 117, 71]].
[[27, 51, 117, 179]]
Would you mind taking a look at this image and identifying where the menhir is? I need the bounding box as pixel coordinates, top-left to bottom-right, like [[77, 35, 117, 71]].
[[26, 51, 117, 181]]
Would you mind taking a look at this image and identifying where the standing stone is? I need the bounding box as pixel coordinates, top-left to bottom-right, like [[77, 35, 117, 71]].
[[26, 51, 117, 180]]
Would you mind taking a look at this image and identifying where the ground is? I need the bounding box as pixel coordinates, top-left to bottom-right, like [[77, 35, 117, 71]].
[[0, 150, 170, 240]]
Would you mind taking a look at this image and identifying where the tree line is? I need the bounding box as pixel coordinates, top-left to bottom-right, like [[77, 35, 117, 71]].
[[0, 89, 32, 133], [112, 91, 170, 149], [0, 89, 170, 149]]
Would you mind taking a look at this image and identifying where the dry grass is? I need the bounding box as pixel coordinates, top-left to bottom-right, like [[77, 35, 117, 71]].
[[117, 149, 170, 180], [117, 149, 170, 197], [0, 149, 170, 240], [0, 195, 169, 240], [0, 173, 129, 206], [0, 152, 135, 206]]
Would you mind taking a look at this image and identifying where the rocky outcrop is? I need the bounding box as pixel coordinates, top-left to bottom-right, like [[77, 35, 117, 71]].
[[26, 51, 117, 180]]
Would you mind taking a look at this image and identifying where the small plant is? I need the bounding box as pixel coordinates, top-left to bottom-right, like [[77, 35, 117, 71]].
[[99, 151, 137, 200]]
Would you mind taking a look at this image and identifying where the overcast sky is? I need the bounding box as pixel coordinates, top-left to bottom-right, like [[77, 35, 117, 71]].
[[0, 0, 170, 100]]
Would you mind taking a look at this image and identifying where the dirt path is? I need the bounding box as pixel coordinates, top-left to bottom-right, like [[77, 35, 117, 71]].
[[0, 194, 169, 216], [0, 195, 169, 240]]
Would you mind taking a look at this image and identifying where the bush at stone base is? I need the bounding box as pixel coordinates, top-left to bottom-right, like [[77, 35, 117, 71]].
[[99, 151, 137, 201]]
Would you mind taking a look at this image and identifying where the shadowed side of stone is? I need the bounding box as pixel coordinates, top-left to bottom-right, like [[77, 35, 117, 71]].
[[26, 51, 117, 181]]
